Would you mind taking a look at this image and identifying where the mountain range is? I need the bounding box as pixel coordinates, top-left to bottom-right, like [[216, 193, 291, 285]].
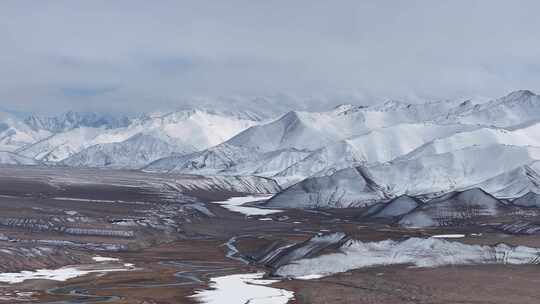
[[3, 90, 540, 211]]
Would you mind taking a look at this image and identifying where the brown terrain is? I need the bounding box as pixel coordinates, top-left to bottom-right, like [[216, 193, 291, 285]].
[[0, 165, 539, 304]]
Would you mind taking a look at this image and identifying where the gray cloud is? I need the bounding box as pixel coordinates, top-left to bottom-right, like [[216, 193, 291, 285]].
[[1, 0, 540, 114]]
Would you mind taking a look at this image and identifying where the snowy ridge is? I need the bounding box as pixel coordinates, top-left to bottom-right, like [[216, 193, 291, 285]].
[[276, 123, 476, 181], [267, 145, 540, 209], [0, 151, 41, 166], [149, 90, 540, 185], [0, 112, 52, 152], [17, 109, 259, 163], [399, 188, 503, 228], [266, 167, 390, 209], [3, 90, 540, 209], [24, 111, 130, 133], [275, 237, 540, 279], [226, 109, 369, 152], [442, 90, 540, 127], [61, 133, 187, 169]]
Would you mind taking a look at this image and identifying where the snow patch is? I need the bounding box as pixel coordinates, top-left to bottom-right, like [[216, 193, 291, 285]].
[[92, 256, 120, 262], [0, 264, 136, 284], [430, 234, 466, 239], [191, 272, 294, 304], [211, 195, 282, 216]]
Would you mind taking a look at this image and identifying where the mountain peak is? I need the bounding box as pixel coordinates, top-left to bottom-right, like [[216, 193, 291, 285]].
[[25, 111, 130, 132], [376, 100, 409, 111], [332, 104, 366, 116], [504, 90, 536, 100]]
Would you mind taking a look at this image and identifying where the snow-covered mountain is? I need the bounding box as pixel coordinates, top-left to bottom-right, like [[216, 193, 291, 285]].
[[101, 90, 540, 202], [266, 144, 540, 208], [145, 103, 481, 177], [225, 106, 370, 152], [144, 143, 262, 174], [0, 112, 52, 152], [17, 125, 140, 162], [513, 192, 540, 207], [0, 151, 41, 165], [61, 133, 185, 169], [442, 90, 540, 127], [402, 121, 540, 161], [24, 111, 130, 133], [266, 167, 391, 209], [224, 100, 473, 153], [365, 195, 423, 219], [275, 123, 477, 181], [398, 188, 503, 228], [4, 89, 540, 212], [144, 143, 312, 178], [17, 109, 260, 163]]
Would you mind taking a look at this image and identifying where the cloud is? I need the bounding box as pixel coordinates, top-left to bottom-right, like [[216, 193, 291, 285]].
[[61, 86, 118, 98], [1, 0, 540, 114]]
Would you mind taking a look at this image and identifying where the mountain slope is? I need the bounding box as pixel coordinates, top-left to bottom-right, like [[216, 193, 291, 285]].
[[0, 112, 51, 152], [276, 123, 476, 180], [367, 144, 540, 197], [144, 144, 262, 174], [17, 126, 139, 162], [513, 192, 540, 207], [61, 133, 185, 169], [222, 148, 312, 176], [0, 151, 41, 165], [18, 109, 259, 163], [225, 107, 370, 152], [362, 98, 475, 129], [443, 90, 540, 127], [367, 195, 423, 219], [267, 145, 540, 209], [399, 188, 503, 228], [24, 111, 130, 133], [266, 167, 390, 209], [470, 162, 540, 198], [404, 122, 540, 161]]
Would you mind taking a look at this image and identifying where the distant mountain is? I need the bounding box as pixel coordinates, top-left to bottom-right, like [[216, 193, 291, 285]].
[[266, 167, 390, 209], [399, 188, 503, 228], [266, 144, 540, 209], [143, 143, 262, 174], [4, 88, 540, 213], [61, 133, 185, 169], [442, 90, 540, 127], [472, 162, 540, 198], [0, 112, 52, 152], [24, 111, 131, 133], [17, 109, 259, 163], [275, 123, 476, 181], [513, 192, 540, 208], [403, 121, 540, 160], [366, 195, 423, 219], [144, 143, 311, 177], [147, 102, 479, 177], [226, 107, 369, 152], [0, 151, 41, 165]]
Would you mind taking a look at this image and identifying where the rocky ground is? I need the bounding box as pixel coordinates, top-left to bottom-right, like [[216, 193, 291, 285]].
[[1, 165, 540, 303]]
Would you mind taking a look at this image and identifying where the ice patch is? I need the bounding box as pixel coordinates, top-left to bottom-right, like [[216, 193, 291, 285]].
[[211, 195, 283, 216], [92, 256, 120, 262], [431, 234, 466, 239], [296, 274, 324, 280], [191, 272, 294, 304]]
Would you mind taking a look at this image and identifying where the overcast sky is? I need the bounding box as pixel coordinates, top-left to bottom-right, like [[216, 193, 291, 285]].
[[2, 0, 540, 114]]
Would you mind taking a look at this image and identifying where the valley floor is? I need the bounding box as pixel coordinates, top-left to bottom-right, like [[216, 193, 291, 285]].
[[0, 165, 539, 304]]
